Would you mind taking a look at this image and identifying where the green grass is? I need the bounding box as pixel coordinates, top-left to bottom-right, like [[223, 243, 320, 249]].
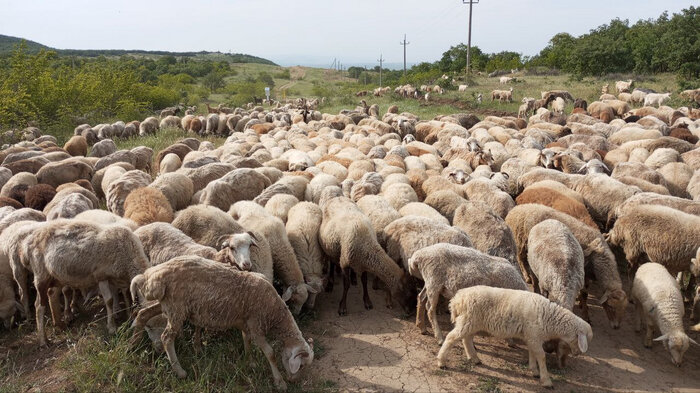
[[477, 376, 502, 393]]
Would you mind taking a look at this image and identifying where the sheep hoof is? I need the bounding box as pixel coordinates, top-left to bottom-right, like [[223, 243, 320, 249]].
[[338, 307, 347, 316], [274, 379, 288, 391], [437, 361, 447, 369], [542, 381, 553, 389], [364, 300, 373, 310]]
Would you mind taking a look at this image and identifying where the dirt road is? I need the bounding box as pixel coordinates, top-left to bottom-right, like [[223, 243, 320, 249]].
[[307, 282, 700, 392]]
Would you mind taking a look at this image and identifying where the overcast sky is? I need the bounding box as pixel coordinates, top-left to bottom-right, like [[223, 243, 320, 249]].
[[0, 0, 693, 67]]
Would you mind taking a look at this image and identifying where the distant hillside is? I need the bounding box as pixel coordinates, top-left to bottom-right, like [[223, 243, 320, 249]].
[[0, 34, 49, 53], [0, 34, 277, 65]]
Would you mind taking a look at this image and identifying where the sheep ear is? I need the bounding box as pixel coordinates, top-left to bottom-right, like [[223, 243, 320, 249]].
[[653, 334, 668, 342], [246, 231, 259, 246], [577, 333, 588, 353], [689, 337, 700, 347], [599, 291, 609, 305], [501, 172, 510, 180], [305, 283, 319, 294], [281, 286, 294, 302], [288, 351, 302, 374]]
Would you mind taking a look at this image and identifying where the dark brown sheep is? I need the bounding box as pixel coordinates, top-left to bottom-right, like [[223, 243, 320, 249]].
[[24, 184, 57, 210], [8, 184, 29, 205], [0, 196, 23, 209]]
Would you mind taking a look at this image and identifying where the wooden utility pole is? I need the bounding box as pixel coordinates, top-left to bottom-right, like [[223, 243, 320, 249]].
[[462, 0, 479, 75], [399, 34, 410, 76]]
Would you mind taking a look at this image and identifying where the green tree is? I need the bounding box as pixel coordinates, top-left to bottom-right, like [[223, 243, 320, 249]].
[[202, 71, 225, 92]]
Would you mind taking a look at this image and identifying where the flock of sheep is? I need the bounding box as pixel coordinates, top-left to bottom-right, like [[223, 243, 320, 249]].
[[1, 84, 700, 390]]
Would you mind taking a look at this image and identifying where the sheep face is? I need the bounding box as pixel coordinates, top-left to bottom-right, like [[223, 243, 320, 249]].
[[600, 288, 628, 329], [655, 332, 693, 367], [220, 232, 258, 271], [304, 276, 325, 309], [447, 169, 468, 185], [282, 283, 316, 315], [563, 324, 593, 357], [540, 149, 556, 168], [282, 339, 314, 379]]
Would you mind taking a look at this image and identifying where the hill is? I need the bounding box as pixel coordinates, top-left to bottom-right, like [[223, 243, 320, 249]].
[[0, 34, 277, 65]]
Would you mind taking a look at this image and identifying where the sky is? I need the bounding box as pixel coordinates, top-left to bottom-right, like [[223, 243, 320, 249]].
[[0, 0, 693, 68]]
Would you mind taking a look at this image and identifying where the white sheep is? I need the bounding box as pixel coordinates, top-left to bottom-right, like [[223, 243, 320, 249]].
[[437, 286, 592, 388], [408, 244, 527, 343], [631, 262, 699, 366], [643, 93, 671, 108], [286, 202, 325, 308]]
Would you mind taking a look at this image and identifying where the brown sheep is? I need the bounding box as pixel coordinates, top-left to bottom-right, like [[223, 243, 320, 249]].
[[670, 126, 699, 144], [516, 186, 597, 228], [0, 196, 23, 208], [3, 158, 47, 175], [316, 155, 353, 168], [123, 187, 174, 227], [24, 184, 57, 210], [36, 160, 94, 188], [7, 184, 28, 206], [64, 136, 88, 157]]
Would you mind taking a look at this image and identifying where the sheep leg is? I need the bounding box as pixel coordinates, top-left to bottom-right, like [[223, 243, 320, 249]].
[[47, 287, 65, 329], [193, 327, 202, 354], [64, 287, 77, 324], [517, 247, 532, 284], [527, 341, 552, 388], [129, 302, 162, 347], [643, 317, 654, 348], [350, 269, 357, 286], [462, 335, 481, 364], [122, 289, 132, 317], [35, 279, 52, 347], [241, 330, 251, 354], [416, 288, 428, 334], [578, 289, 590, 323], [325, 261, 335, 292], [13, 268, 30, 319], [252, 334, 287, 391], [634, 299, 643, 333], [426, 288, 444, 344], [361, 272, 373, 310], [98, 281, 116, 334], [338, 267, 351, 316], [437, 325, 462, 368], [162, 317, 187, 378], [556, 340, 570, 369]]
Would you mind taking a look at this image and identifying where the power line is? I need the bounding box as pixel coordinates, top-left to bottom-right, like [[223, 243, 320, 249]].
[[399, 34, 410, 76]]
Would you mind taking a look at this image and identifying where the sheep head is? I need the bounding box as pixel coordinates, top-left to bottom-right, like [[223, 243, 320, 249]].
[[654, 331, 698, 367], [447, 169, 469, 185], [219, 231, 259, 271], [282, 338, 315, 379], [599, 288, 628, 330]]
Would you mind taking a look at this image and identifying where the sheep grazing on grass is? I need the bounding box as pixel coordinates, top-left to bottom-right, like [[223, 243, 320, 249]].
[[615, 80, 634, 93], [437, 286, 592, 388], [408, 244, 526, 343], [129, 256, 313, 390], [644, 93, 671, 108], [106, 170, 152, 216], [631, 263, 699, 366], [286, 202, 325, 308], [10, 220, 148, 346], [64, 136, 88, 157]]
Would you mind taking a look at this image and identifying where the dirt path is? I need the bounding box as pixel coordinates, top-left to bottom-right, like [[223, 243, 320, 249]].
[[307, 282, 700, 392]]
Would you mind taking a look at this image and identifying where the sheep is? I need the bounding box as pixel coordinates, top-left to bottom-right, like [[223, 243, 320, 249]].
[[36, 159, 93, 189], [398, 202, 449, 225], [177, 162, 234, 193], [106, 170, 152, 216], [319, 196, 415, 315], [139, 116, 159, 136], [74, 209, 137, 230], [572, 174, 641, 227], [437, 286, 592, 388], [607, 205, 700, 277], [631, 263, 699, 366], [528, 219, 585, 366], [452, 201, 517, 264], [356, 195, 401, 246], [43, 183, 99, 216], [615, 80, 634, 93], [10, 220, 148, 346], [506, 204, 628, 328], [552, 97, 566, 114], [156, 143, 192, 170], [608, 192, 700, 229], [463, 176, 514, 219], [150, 173, 194, 212], [90, 139, 117, 158], [129, 256, 314, 390], [159, 153, 181, 174], [172, 205, 273, 281], [644, 93, 672, 108], [384, 215, 472, 271], [286, 202, 325, 308], [408, 244, 527, 343], [516, 186, 597, 228], [381, 182, 418, 210], [200, 168, 270, 211], [45, 192, 93, 220], [1, 172, 37, 199], [264, 194, 299, 223], [123, 187, 174, 227], [23, 184, 56, 211], [423, 190, 466, 222], [64, 136, 88, 157], [230, 201, 312, 315]]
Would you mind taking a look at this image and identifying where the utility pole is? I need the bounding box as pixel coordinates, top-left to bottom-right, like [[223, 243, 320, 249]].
[[462, 0, 480, 76], [377, 53, 384, 87], [399, 34, 410, 76]]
